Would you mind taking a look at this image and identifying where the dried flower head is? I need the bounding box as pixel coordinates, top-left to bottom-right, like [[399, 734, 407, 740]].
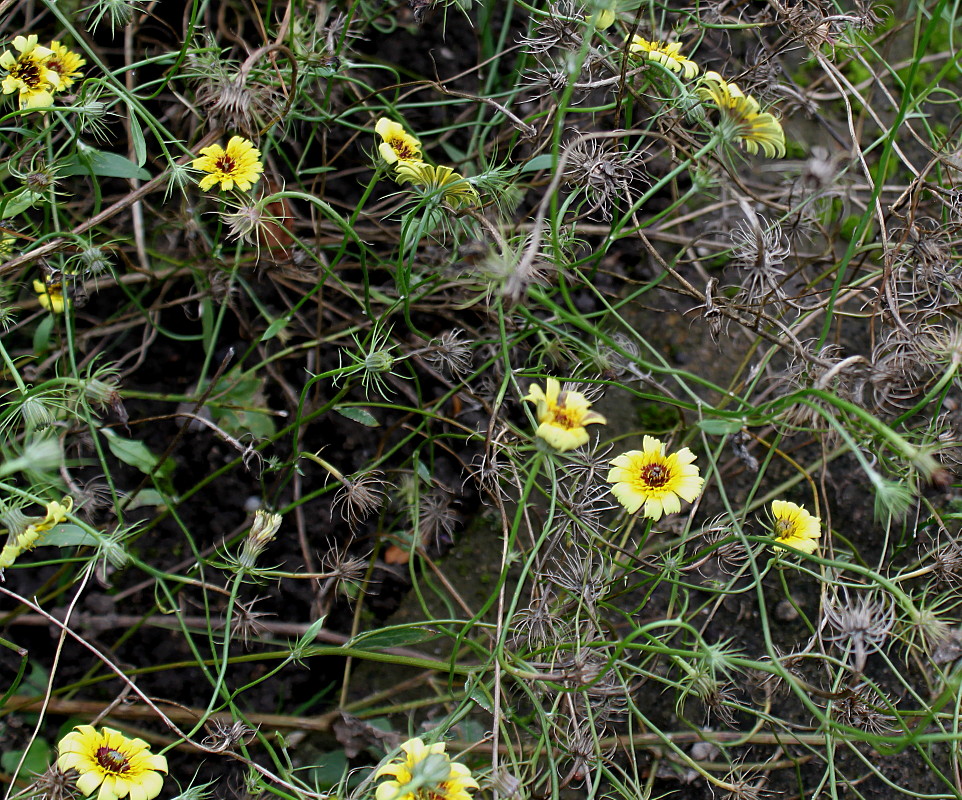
[[422, 329, 474, 380], [519, 0, 585, 53], [333, 470, 390, 530], [728, 217, 791, 306], [833, 684, 896, 735], [561, 135, 647, 220], [822, 589, 894, 673], [202, 719, 256, 752]]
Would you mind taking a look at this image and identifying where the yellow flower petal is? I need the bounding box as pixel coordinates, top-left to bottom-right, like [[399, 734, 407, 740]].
[[523, 378, 607, 452], [607, 437, 705, 520]]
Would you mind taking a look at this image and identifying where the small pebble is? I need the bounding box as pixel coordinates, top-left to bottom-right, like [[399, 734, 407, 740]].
[[775, 599, 799, 622]]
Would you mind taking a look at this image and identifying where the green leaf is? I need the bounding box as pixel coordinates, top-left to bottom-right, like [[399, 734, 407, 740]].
[[260, 316, 289, 342], [128, 110, 147, 166], [41, 524, 100, 547], [208, 371, 276, 439], [1, 188, 44, 220], [1, 738, 50, 777], [59, 148, 151, 180], [697, 418, 745, 436], [125, 489, 170, 509], [347, 626, 439, 649], [100, 428, 173, 477], [32, 313, 54, 354], [520, 154, 555, 173], [334, 407, 379, 427]]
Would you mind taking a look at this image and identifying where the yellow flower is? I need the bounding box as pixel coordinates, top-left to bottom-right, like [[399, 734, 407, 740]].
[[0, 496, 73, 569], [697, 71, 786, 158], [34, 278, 67, 313], [771, 499, 821, 554], [523, 377, 606, 452], [607, 436, 704, 520], [193, 136, 264, 192], [0, 34, 60, 109], [57, 725, 167, 800], [375, 117, 423, 165], [394, 161, 479, 209], [628, 36, 699, 79], [586, 7, 617, 29], [375, 737, 478, 800], [46, 41, 85, 91]]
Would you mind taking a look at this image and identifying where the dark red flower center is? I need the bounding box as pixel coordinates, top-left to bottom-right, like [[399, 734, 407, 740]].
[[391, 139, 417, 159], [640, 462, 670, 488], [550, 400, 580, 430], [215, 155, 237, 174], [12, 58, 42, 88], [96, 746, 130, 774]]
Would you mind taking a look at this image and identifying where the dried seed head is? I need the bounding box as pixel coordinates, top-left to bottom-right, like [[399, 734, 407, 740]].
[[822, 589, 894, 673], [332, 470, 390, 530], [15, 763, 79, 800], [728, 217, 790, 307], [422, 329, 474, 380], [319, 548, 369, 598], [519, 0, 585, 53], [417, 490, 459, 545], [202, 719, 257, 752], [698, 518, 749, 576], [833, 684, 895, 734], [232, 596, 273, 647], [931, 539, 962, 588], [562, 135, 648, 220]]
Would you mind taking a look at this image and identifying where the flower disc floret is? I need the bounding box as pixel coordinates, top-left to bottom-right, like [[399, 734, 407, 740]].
[[771, 499, 821, 554], [1, 34, 59, 109], [57, 725, 167, 800], [628, 36, 699, 79], [697, 71, 786, 158], [193, 136, 264, 192], [607, 436, 704, 519], [47, 41, 86, 91], [375, 117, 422, 165], [375, 737, 478, 800], [523, 377, 606, 452]]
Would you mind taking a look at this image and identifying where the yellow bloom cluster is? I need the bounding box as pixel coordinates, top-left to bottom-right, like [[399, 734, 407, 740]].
[[698, 71, 786, 158], [193, 136, 265, 192], [375, 737, 478, 800], [623, 37, 786, 158], [0, 35, 84, 110], [58, 725, 168, 800], [771, 499, 821, 554], [608, 436, 705, 521], [628, 37, 699, 80], [524, 378, 606, 452], [375, 117, 479, 209], [0, 496, 72, 569]]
